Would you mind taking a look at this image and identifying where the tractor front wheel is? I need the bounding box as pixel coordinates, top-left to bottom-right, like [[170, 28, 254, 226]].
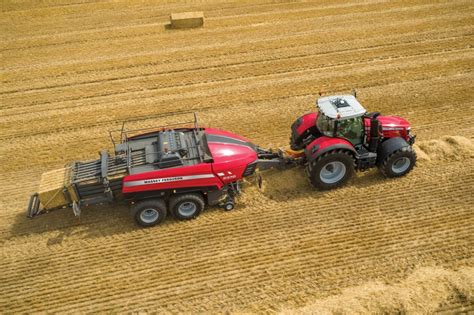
[[379, 146, 416, 178], [308, 150, 355, 190]]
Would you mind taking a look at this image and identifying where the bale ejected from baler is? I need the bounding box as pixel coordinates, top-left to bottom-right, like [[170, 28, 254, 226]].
[[28, 94, 416, 227]]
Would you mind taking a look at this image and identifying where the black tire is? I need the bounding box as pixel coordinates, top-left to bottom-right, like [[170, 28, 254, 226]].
[[307, 150, 355, 190], [131, 199, 167, 227], [379, 145, 416, 178], [169, 193, 205, 220], [223, 201, 235, 211]]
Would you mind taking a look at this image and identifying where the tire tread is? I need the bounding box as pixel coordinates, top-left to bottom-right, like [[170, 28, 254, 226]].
[[131, 199, 167, 227], [380, 145, 417, 178], [308, 149, 355, 189], [169, 193, 205, 220]]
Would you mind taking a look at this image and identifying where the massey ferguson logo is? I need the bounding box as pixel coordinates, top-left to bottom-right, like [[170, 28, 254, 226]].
[[144, 177, 183, 184], [124, 174, 215, 187]]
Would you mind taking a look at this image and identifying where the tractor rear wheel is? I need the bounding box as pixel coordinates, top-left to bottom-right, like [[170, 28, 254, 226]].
[[308, 150, 355, 190], [169, 193, 205, 220], [379, 146, 416, 178], [131, 199, 167, 227]]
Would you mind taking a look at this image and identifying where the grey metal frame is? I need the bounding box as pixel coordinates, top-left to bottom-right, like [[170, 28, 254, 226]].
[[108, 112, 200, 148]]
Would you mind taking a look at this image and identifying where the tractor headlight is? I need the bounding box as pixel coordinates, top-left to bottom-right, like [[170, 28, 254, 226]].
[[406, 127, 411, 134]]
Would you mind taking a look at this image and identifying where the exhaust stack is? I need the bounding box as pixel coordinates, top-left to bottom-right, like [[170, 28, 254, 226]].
[[368, 112, 381, 152]]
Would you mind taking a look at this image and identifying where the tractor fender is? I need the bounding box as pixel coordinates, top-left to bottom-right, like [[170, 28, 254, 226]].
[[305, 136, 356, 163], [290, 112, 319, 150], [377, 137, 410, 165], [292, 112, 317, 136]]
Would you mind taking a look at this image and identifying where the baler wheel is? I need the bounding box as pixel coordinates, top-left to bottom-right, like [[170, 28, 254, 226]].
[[131, 199, 167, 227], [308, 150, 355, 190], [169, 193, 204, 220], [223, 201, 234, 211], [379, 146, 416, 178]]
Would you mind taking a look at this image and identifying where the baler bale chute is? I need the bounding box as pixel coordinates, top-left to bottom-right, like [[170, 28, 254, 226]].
[[27, 150, 128, 217], [27, 166, 76, 217]]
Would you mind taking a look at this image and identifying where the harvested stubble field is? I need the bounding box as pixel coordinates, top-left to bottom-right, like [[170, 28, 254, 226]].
[[1, 0, 473, 313]]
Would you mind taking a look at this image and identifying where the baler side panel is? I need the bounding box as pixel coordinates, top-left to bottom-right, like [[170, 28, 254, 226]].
[[122, 163, 222, 194], [211, 162, 251, 184]]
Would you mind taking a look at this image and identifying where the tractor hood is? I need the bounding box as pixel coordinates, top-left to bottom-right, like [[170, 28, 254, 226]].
[[376, 115, 412, 141], [204, 128, 258, 165], [378, 115, 411, 130]]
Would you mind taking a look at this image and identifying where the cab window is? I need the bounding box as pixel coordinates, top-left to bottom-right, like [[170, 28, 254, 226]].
[[335, 117, 364, 146], [316, 113, 335, 137]]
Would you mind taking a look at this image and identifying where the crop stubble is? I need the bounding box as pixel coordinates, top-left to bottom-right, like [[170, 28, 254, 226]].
[[0, 0, 473, 313]]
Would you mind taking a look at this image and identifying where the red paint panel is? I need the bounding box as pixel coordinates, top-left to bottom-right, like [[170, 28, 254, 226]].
[[296, 112, 318, 135], [122, 163, 223, 194], [378, 115, 410, 129], [379, 116, 410, 140], [207, 142, 257, 165], [366, 115, 411, 141], [305, 136, 355, 159], [205, 127, 258, 182]]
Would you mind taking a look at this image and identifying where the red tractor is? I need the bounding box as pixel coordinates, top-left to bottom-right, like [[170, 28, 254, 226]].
[[289, 94, 416, 189], [27, 95, 416, 227]]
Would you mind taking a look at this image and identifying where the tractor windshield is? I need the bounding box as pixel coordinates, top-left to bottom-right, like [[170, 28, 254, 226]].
[[316, 113, 335, 137], [335, 117, 364, 146]]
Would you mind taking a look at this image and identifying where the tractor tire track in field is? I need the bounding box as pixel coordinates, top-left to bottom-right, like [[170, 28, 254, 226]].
[[0, 50, 470, 138], [0, 1, 462, 53], [0, 1, 403, 49], [2, 32, 472, 96], [2, 2, 470, 71]]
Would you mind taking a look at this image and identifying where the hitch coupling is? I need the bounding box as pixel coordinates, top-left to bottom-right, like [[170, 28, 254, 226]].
[[255, 147, 302, 171]]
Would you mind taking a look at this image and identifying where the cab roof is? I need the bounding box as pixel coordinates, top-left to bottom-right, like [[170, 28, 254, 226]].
[[317, 95, 366, 119]]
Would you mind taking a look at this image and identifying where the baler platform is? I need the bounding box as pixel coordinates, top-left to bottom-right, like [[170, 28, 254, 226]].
[[27, 150, 132, 217]]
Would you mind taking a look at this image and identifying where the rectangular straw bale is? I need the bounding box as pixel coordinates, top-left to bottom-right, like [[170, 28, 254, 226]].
[[38, 166, 72, 209], [170, 12, 204, 29]]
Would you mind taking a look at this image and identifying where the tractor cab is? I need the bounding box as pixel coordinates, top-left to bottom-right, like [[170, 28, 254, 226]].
[[316, 95, 366, 147]]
